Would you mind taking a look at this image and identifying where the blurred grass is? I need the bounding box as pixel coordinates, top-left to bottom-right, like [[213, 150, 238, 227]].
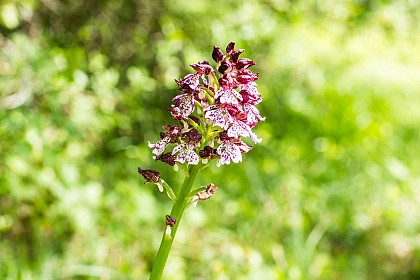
[[1, 0, 420, 279]]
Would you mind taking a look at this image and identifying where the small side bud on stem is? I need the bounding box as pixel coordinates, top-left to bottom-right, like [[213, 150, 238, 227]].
[[164, 215, 177, 240], [165, 215, 176, 227]]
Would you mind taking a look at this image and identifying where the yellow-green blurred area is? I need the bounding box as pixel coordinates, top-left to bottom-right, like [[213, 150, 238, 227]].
[[1, 0, 420, 279]]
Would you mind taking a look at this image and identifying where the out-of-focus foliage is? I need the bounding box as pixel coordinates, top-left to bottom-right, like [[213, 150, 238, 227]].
[[1, 0, 420, 279]]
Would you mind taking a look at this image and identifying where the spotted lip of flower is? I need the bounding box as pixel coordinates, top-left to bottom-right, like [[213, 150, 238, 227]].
[[240, 83, 262, 105], [204, 104, 233, 130], [226, 113, 262, 144], [172, 142, 200, 165], [216, 133, 253, 166]]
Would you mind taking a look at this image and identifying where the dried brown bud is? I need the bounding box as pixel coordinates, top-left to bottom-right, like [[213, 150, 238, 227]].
[[212, 46, 224, 63], [156, 153, 177, 166], [193, 183, 219, 206], [226, 42, 235, 55], [138, 167, 160, 183], [204, 183, 218, 197]]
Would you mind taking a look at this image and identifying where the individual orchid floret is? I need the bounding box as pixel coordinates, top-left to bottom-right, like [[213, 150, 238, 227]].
[[241, 103, 266, 128], [137, 167, 164, 192], [204, 104, 232, 129], [148, 124, 182, 157], [192, 183, 219, 207], [148, 138, 170, 157], [161, 124, 182, 142], [215, 86, 243, 106], [169, 128, 203, 165], [169, 93, 196, 119], [240, 83, 262, 105], [190, 60, 214, 76], [225, 42, 244, 63], [172, 143, 200, 165], [216, 132, 252, 166], [236, 69, 259, 84], [227, 118, 262, 144], [175, 73, 200, 94], [216, 141, 242, 166]]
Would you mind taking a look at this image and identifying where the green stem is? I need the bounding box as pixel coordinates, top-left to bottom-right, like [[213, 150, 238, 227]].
[[149, 164, 202, 280]]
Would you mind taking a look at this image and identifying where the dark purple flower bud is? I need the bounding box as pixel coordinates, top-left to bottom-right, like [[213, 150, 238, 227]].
[[219, 75, 240, 89], [230, 49, 244, 63], [189, 115, 200, 125], [138, 167, 160, 183], [182, 128, 202, 143], [218, 61, 231, 74], [166, 215, 176, 227], [170, 93, 195, 118], [199, 146, 218, 159], [190, 60, 214, 75], [218, 77, 228, 87], [236, 58, 256, 70], [226, 104, 240, 116], [156, 152, 177, 166], [212, 46, 224, 63], [226, 42, 235, 55], [237, 69, 259, 84], [162, 124, 182, 143]]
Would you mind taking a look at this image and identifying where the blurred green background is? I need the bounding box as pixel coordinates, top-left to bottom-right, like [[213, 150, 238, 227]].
[[1, 0, 420, 279]]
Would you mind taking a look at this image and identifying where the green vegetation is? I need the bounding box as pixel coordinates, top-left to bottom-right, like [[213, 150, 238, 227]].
[[1, 0, 419, 279]]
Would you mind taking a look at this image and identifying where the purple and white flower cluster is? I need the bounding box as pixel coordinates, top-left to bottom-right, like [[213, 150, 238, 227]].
[[148, 42, 265, 167]]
